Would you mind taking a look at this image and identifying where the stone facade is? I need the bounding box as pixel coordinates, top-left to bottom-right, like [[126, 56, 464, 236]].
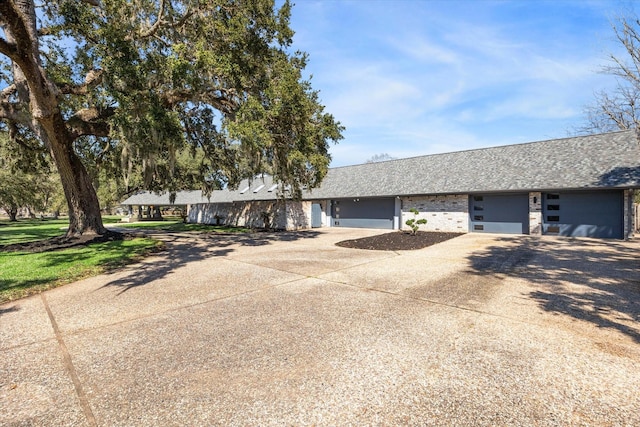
[[188, 200, 311, 230], [400, 194, 468, 233], [624, 189, 634, 239], [528, 192, 542, 236]]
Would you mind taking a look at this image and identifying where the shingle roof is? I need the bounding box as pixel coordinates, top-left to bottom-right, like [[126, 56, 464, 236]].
[[121, 130, 640, 206], [306, 130, 640, 198], [120, 190, 210, 206], [120, 176, 283, 205]]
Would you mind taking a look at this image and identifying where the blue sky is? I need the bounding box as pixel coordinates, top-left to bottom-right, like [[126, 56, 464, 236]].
[[287, 0, 635, 167]]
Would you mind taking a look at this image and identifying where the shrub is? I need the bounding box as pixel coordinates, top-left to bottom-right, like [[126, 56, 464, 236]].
[[405, 208, 427, 235]]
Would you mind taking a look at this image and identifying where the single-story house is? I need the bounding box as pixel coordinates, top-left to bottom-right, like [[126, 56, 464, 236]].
[[121, 130, 640, 239], [118, 191, 198, 221]]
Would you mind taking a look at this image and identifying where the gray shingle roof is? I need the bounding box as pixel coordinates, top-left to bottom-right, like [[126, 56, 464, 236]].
[[120, 176, 283, 205], [121, 130, 640, 206], [306, 130, 640, 198], [120, 190, 210, 206]]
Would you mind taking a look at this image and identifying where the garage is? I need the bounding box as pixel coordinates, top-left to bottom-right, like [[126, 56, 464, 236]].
[[542, 191, 623, 239], [331, 198, 395, 229], [470, 193, 529, 234]]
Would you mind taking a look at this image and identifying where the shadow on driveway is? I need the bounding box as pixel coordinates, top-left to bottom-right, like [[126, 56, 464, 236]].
[[467, 236, 640, 342], [100, 230, 321, 294]]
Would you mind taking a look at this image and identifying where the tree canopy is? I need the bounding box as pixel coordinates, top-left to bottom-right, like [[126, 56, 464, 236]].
[[581, 15, 640, 133], [0, 0, 342, 236]]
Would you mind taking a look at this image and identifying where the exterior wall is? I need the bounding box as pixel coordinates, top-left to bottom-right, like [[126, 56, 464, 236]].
[[624, 189, 634, 239], [188, 200, 311, 230], [313, 200, 330, 227], [401, 194, 469, 233], [285, 201, 312, 230], [529, 192, 542, 236], [394, 197, 401, 229], [189, 201, 283, 229], [323, 200, 332, 227], [186, 189, 636, 238]]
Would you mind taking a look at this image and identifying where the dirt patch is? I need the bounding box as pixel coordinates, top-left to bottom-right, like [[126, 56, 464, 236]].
[[0, 230, 144, 253], [336, 231, 463, 251]]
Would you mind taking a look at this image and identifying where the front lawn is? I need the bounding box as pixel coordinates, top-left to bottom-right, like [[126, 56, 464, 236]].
[[116, 219, 251, 233], [0, 218, 71, 245], [0, 237, 163, 303], [0, 217, 250, 303]]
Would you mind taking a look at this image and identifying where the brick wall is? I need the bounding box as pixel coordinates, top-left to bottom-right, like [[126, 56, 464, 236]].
[[401, 194, 469, 232]]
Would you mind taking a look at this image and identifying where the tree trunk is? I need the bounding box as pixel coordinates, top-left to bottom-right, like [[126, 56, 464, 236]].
[[2, 0, 106, 238], [8, 206, 17, 221], [45, 116, 106, 237]]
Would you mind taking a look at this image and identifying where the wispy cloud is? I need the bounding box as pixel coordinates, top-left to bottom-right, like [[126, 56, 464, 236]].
[[289, 0, 632, 166]]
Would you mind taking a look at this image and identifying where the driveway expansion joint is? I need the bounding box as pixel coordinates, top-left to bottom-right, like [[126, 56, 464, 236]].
[[41, 294, 97, 427]]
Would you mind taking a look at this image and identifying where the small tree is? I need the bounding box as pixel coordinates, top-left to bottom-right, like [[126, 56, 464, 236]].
[[0, 171, 44, 221], [405, 208, 427, 235]]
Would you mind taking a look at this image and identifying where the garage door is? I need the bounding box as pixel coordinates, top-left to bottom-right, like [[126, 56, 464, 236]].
[[542, 191, 623, 238], [470, 193, 529, 234], [332, 198, 395, 229]]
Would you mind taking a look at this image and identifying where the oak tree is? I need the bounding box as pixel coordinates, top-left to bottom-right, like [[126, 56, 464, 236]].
[[0, 0, 342, 237]]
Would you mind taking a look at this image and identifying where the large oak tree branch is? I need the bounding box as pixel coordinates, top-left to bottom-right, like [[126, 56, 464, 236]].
[[7, 121, 43, 152], [127, 2, 195, 42], [57, 69, 104, 96], [66, 106, 114, 139], [0, 36, 17, 58], [161, 88, 239, 116], [0, 1, 59, 120], [138, 0, 165, 38], [1, 84, 17, 102], [0, 100, 31, 125]]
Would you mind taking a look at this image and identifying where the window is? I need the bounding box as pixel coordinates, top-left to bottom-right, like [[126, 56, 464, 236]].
[[473, 196, 483, 202], [473, 215, 484, 221], [474, 205, 484, 211], [546, 193, 560, 200], [474, 224, 484, 231], [547, 205, 560, 210], [547, 225, 560, 233], [547, 215, 560, 222]]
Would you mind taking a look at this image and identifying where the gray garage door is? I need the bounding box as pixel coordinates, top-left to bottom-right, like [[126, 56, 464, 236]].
[[542, 191, 623, 239], [332, 198, 395, 229], [470, 193, 529, 234]]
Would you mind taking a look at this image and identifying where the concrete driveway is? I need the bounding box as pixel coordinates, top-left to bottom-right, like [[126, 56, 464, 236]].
[[1, 228, 639, 426]]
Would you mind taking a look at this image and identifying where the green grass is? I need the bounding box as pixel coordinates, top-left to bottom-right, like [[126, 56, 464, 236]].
[[0, 238, 164, 303], [0, 217, 250, 246], [0, 218, 70, 245], [0, 216, 250, 303], [116, 220, 251, 233]]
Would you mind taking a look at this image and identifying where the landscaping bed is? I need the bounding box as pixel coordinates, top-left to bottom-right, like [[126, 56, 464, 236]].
[[336, 231, 463, 251]]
